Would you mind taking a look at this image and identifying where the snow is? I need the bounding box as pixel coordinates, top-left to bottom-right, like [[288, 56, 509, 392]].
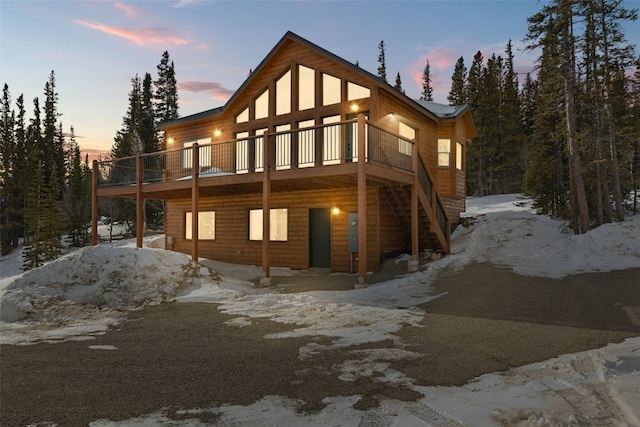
[[1, 194, 639, 426]]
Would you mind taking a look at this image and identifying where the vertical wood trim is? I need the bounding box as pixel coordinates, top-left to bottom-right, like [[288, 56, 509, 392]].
[[136, 154, 143, 248], [191, 143, 199, 261], [91, 160, 98, 246], [357, 114, 367, 284], [411, 141, 419, 258], [262, 133, 271, 278]]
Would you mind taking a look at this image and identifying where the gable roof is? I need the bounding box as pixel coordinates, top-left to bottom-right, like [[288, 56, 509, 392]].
[[161, 31, 472, 128]]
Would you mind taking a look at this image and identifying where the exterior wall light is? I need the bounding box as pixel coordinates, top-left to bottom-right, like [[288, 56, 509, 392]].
[[351, 103, 359, 112], [214, 129, 222, 137], [331, 206, 341, 215]]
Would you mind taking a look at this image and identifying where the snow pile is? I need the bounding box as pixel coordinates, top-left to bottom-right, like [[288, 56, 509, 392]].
[[0, 246, 212, 324], [451, 197, 640, 278]]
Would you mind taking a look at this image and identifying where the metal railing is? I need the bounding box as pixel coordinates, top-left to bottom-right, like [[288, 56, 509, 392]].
[[96, 119, 415, 187]]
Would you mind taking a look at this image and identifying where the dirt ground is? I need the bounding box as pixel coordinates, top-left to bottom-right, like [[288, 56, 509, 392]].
[[1, 263, 639, 426]]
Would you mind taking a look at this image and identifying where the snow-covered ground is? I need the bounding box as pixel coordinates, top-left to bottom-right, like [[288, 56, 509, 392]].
[[1, 194, 639, 426]]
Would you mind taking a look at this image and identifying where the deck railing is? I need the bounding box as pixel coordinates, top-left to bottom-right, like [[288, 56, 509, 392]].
[[96, 119, 415, 188]]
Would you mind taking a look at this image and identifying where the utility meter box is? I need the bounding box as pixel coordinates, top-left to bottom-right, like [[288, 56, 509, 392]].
[[348, 212, 358, 253]]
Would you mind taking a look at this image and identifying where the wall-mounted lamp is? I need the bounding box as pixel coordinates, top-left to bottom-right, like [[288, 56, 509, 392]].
[[214, 129, 222, 137], [350, 103, 359, 112], [331, 205, 341, 215], [167, 137, 175, 145]]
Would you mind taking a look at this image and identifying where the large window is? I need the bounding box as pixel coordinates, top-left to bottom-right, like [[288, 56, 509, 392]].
[[298, 65, 315, 110], [322, 115, 341, 165], [438, 139, 451, 167], [236, 107, 249, 124], [183, 138, 212, 170], [185, 211, 215, 240], [275, 124, 291, 170], [322, 73, 341, 106], [298, 119, 315, 168], [255, 89, 269, 119], [249, 208, 288, 241], [276, 71, 291, 115], [347, 82, 370, 101], [398, 121, 415, 156]]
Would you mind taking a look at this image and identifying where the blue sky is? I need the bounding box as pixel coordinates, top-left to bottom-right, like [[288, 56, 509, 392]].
[[1, 0, 638, 157]]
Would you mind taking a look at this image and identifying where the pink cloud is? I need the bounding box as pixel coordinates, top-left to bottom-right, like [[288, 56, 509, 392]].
[[114, 2, 140, 17], [408, 48, 461, 102], [75, 20, 189, 47], [179, 81, 234, 101]]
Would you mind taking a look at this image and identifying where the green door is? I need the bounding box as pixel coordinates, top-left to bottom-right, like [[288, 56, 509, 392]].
[[309, 208, 331, 268]]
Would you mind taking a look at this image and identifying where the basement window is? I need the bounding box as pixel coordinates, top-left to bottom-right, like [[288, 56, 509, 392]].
[[249, 208, 288, 241], [185, 211, 215, 240]]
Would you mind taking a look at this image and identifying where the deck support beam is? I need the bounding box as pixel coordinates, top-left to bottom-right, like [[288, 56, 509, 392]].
[[357, 114, 367, 286], [191, 144, 199, 261], [136, 154, 143, 248], [91, 160, 98, 246], [409, 140, 419, 273], [261, 133, 272, 284]]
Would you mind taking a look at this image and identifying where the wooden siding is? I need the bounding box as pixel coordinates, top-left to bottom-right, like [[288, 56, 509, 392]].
[[165, 185, 408, 273]]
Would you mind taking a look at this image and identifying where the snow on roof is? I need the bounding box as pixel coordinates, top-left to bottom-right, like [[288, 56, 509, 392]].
[[413, 99, 469, 119]]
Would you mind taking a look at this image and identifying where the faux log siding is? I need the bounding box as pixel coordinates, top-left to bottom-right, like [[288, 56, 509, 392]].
[[165, 186, 401, 273]]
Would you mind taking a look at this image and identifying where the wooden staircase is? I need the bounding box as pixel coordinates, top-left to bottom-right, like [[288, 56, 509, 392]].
[[380, 155, 451, 254]]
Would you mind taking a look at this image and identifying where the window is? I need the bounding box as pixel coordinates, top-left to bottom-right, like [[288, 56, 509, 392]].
[[235, 131, 250, 173], [322, 73, 341, 106], [398, 121, 415, 156], [183, 138, 212, 170], [185, 211, 215, 240], [235, 107, 249, 124], [255, 89, 269, 119], [249, 208, 288, 241], [298, 119, 315, 168], [347, 82, 370, 101], [438, 139, 451, 167], [322, 115, 341, 165], [298, 65, 315, 110], [276, 70, 291, 115], [275, 124, 291, 170]]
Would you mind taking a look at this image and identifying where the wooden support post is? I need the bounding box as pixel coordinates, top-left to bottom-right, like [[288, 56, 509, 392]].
[[191, 143, 199, 261], [409, 141, 419, 273], [261, 133, 272, 285], [91, 160, 98, 246], [136, 154, 143, 248], [357, 114, 367, 286]]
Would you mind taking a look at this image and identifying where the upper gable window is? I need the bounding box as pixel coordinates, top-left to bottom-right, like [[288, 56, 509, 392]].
[[236, 107, 249, 124], [322, 73, 341, 106], [298, 65, 315, 110], [276, 70, 291, 115], [255, 89, 269, 119], [347, 82, 370, 101]]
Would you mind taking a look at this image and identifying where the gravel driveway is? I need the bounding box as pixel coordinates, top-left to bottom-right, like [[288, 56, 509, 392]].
[[2, 264, 639, 426]]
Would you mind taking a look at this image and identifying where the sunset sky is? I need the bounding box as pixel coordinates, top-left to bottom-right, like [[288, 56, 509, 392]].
[[2, 0, 639, 158]]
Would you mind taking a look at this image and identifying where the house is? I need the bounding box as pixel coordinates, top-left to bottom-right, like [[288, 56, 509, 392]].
[[91, 31, 476, 285]]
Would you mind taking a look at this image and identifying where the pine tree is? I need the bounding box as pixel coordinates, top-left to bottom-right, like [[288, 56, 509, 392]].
[[0, 84, 16, 253], [377, 40, 387, 83], [63, 126, 91, 246], [527, 0, 590, 233], [394, 72, 404, 93], [420, 60, 434, 101], [155, 51, 179, 131], [42, 71, 65, 189], [22, 161, 63, 270], [448, 57, 467, 105]]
